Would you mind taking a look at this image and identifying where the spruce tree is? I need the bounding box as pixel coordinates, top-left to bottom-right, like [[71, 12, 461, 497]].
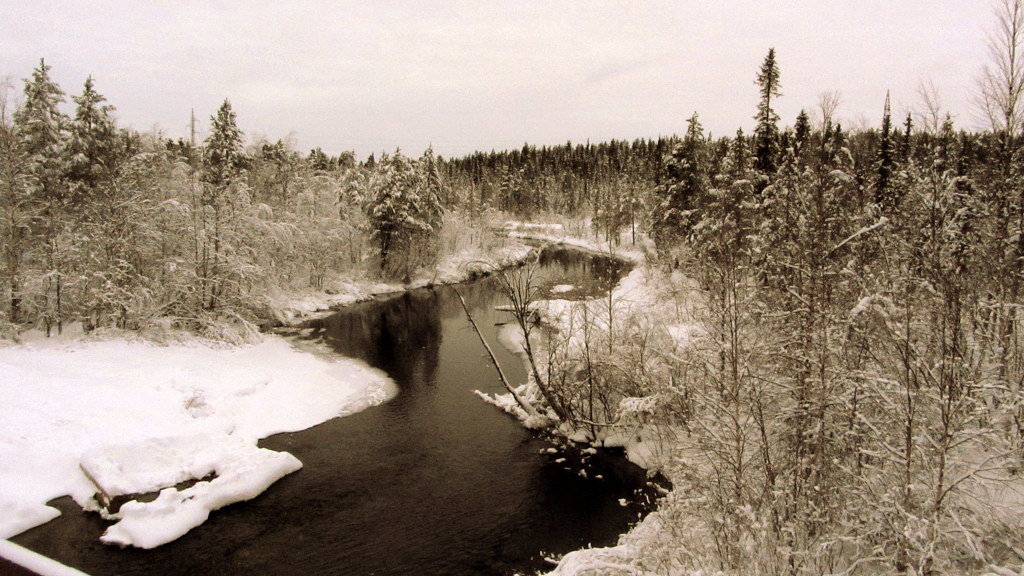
[[876, 92, 897, 209], [365, 150, 442, 281], [794, 109, 811, 156], [203, 100, 244, 190], [754, 48, 782, 175], [900, 112, 914, 162], [14, 58, 68, 335], [653, 112, 707, 257], [67, 76, 134, 329], [15, 59, 66, 196], [420, 145, 448, 210], [308, 147, 330, 172], [66, 76, 119, 201], [200, 99, 246, 312]]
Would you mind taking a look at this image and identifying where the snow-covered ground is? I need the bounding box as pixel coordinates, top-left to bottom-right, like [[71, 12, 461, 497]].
[[504, 219, 648, 264], [265, 242, 534, 323], [0, 334, 394, 547]]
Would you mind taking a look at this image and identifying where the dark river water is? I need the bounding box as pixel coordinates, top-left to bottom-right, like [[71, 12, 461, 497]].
[[13, 248, 650, 576]]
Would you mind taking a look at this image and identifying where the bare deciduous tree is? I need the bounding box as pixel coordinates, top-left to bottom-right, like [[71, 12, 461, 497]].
[[498, 262, 570, 422], [917, 79, 946, 134], [978, 0, 1024, 148], [815, 90, 842, 130]]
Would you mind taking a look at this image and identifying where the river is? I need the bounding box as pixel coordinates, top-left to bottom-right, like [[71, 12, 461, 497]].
[[13, 248, 651, 576]]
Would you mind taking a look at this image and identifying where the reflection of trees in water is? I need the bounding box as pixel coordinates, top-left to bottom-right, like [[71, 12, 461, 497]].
[[591, 256, 630, 291], [302, 248, 631, 389], [536, 248, 631, 298], [306, 289, 442, 388], [435, 278, 505, 320]]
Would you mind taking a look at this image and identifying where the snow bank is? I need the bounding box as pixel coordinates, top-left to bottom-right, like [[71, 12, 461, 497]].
[[502, 221, 565, 234], [95, 435, 302, 549], [542, 512, 667, 576], [264, 280, 402, 323], [502, 220, 646, 264], [265, 241, 534, 323], [0, 502, 61, 542], [0, 540, 90, 576], [0, 336, 395, 544]]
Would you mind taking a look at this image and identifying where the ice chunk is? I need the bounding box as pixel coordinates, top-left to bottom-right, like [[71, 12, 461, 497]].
[[81, 435, 223, 510], [94, 435, 302, 549]]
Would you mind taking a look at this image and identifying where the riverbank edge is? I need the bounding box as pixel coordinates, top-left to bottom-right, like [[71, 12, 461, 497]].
[[478, 230, 680, 576], [263, 239, 538, 327], [265, 225, 645, 328]]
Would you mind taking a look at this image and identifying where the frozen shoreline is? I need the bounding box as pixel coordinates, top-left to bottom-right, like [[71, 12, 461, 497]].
[[264, 240, 535, 324], [0, 234, 534, 552], [481, 226, 700, 576], [0, 334, 395, 548], [1, 229, 662, 572]]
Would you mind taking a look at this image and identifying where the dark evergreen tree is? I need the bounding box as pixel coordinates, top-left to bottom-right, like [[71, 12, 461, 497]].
[[365, 151, 442, 281], [754, 48, 782, 175], [200, 99, 247, 312], [420, 146, 448, 211], [899, 112, 914, 162], [14, 58, 68, 335], [794, 109, 811, 156], [876, 92, 897, 209], [66, 76, 120, 201], [652, 113, 706, 258], [308, 147, 330, 172], [203, 100, 244, 189]]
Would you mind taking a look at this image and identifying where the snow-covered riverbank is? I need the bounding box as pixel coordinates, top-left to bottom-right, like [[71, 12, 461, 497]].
[[265, 241, 534, 324], [0, 334, 394, 547], [482, 225, 705, 576], [0, 233, 533, 553]]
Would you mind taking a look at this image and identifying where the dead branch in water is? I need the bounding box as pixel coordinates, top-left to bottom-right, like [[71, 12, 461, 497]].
[[453, 287, 540, 418]]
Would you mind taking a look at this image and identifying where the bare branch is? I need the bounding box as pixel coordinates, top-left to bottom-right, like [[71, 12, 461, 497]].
[[977, 0, 1024, 140], [453, 287, 540, 418], [916, 79, 945, 134], [816, 90, 842, 131]]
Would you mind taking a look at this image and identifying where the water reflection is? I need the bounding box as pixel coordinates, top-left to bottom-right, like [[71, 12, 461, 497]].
[[308, 289, 444, 393]]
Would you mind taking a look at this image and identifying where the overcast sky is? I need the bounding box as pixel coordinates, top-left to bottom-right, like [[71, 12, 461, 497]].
[[1, 1, 992, 159]]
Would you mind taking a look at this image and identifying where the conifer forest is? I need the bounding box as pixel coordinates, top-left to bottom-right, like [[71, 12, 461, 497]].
[[5, 2, 1024, 575]]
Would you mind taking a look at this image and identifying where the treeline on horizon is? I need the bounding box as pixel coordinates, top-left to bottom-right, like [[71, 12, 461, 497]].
[[0, 46, 1018, 337], [0, 56, 674, 338]]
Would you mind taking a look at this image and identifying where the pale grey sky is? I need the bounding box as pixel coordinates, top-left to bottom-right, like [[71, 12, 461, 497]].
[[1, 1, 991, 159]]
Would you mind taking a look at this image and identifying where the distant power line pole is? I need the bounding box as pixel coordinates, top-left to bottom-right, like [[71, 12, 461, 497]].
[[190, 108, 196, 147]]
